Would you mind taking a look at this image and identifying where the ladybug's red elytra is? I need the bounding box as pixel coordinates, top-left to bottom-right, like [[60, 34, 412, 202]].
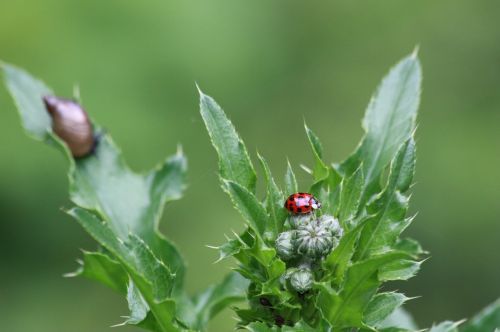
[[284, 193, 321, 214]]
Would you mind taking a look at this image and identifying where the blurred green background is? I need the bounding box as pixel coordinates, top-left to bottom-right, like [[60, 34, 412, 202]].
[[1, 0, 499, 331]]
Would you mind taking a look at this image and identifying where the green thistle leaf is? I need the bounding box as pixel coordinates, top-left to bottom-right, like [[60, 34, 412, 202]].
[[198, 87, 257, 192], [340, 51, 421, 208]]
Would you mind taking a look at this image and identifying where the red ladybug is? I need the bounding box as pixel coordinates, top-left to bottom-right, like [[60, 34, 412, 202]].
[[284, 193, 321, 214]]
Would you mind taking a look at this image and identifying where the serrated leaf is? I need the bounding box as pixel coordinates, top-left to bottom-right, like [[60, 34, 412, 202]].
[[394, 238, 427, 258], [379, 259, 423, 281], [378, 307, 419, 330], [305, 124, 329, 181], [310, 165, 342, 217], [70, 138, 188, 264], [340, 51, 421, 205], [243, 321, 279, 332], [338, 165, 364, 226], [322, 218, 370, 285], [67, 207, 178, 332], [191, 272, 249, 330], [1, 63, 53, 139], [3, 64, 188, 292], [356, 138, 416, 260], [198, 88, 257, 192], [258, 153, 286, 237], [282, 320, 318, 331], [222, 179, 268, 238], [284, 160, 298, 194], [364, 292, 409, 327], [429, 320, 465, 332], [461, 298, 500, 332], [124, 279, 150, 325], [3, 64, 195, 331], [66, 250, 128, 294], [115, 282, 162, 332], [317, 251, 410, 329]]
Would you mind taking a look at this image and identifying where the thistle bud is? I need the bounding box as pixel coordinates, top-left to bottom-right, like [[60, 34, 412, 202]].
[[318, 215, 344, 238], [275, 231, 296, 260], [290, 268, 313, 293], [43, 96, 94, 158], [288, 213, 314, 229], [295, 219, 335, 258], [279, 267, 297, 286]]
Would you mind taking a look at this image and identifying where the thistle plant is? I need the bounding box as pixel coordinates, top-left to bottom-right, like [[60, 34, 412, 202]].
[[2, 51, 500, 332]]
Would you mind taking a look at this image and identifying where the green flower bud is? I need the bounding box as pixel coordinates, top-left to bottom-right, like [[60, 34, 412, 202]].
[[288, 213, 314, 229], [295, 219, 335, 258], [279, 267, 297, 286], [318, 215, 343, 238], [275, 231, 296, 260], [290, 268, 313, 293]]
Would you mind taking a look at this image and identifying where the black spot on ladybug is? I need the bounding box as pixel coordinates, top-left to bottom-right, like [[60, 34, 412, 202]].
[[296, 207, 302, 213]]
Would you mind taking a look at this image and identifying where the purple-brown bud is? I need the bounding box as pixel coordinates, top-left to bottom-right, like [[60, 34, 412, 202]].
[[43, 96, 94, 158]]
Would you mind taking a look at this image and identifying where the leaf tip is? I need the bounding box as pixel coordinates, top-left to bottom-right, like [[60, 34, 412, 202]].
[[196, 82, 210, 103], [176, 143, 184, 157], [411, 45, 420, 59], [195, 81, 203, 95], [300, 164, 312, 175]]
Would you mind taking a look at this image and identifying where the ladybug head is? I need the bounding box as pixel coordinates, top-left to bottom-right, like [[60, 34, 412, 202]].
[[310, 197, 321, 210]]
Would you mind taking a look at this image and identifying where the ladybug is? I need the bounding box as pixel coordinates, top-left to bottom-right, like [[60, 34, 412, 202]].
[[284, 192, 321, 214]]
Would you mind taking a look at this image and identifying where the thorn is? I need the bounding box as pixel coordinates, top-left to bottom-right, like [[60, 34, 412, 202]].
[[420, 257, 431, 264], [232, 231, 247, 246], [300, 164, 312, 175], [63, 271, 78, 278], [111, 321, 127, 328], [195, 82, 203, 96], [406, 295, 422, 301]]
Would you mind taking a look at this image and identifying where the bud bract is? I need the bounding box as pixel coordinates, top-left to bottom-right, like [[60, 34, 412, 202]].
[[318, 214, 343, 237], [290, 268, 313, 293], [295, 219, 335, 258], [275, 231, 296, 260], [288, 213, 313, 229]]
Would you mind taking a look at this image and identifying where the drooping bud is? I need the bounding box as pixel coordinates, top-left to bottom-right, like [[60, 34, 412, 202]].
[[275, 231, 296, 260], [289, 268, 313, 293], [43, 96, 94, 158], [295, 219, 335, 258]]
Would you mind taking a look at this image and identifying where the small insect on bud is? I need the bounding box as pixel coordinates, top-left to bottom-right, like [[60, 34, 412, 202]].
[[290, 268, 313, 293], [284, 192, 321, 215], [42, 96, 95, 158]]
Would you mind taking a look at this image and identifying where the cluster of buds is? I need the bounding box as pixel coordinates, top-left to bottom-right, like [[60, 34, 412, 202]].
[[276, 195, 343, 293]]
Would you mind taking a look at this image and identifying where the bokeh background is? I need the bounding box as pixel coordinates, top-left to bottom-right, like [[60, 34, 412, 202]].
[[1, 0, 499, 331]]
